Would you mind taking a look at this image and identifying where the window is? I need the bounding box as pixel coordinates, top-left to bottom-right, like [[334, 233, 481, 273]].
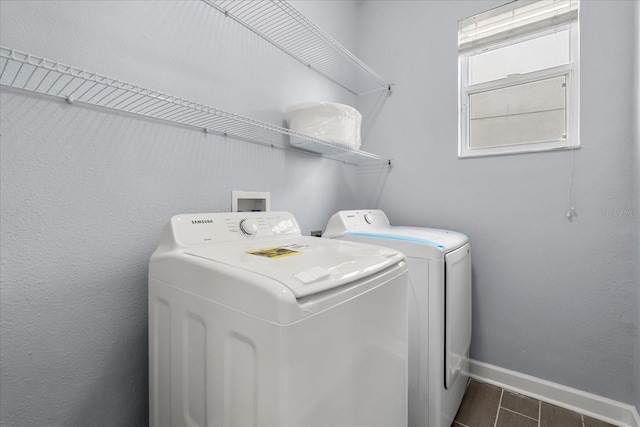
[[458, 0, 580, 158]]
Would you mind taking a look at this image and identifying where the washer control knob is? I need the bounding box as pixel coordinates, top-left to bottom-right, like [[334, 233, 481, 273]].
[[239, 219, 259, 235], [364, 213, 374, 224]]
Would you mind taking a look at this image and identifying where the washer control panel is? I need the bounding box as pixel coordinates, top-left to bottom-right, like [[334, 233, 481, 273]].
[[168, 212, 301, 247]]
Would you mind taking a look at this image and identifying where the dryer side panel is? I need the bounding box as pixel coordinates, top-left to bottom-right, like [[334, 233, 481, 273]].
[[444, 243, 472, 390]]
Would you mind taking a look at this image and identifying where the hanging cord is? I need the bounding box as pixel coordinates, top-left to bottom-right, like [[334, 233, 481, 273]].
[[565, 0, 578, 221], [566, 147, 577, 220]]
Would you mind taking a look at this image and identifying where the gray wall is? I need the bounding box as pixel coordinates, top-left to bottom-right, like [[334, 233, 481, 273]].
[[356, 0, 638, 406], [0, 1, 363, 425]]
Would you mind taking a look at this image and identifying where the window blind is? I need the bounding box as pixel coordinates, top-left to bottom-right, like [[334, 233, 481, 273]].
[[458, 0, 579, 53]]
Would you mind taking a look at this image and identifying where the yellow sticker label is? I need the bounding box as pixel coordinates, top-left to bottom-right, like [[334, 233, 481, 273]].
[[247, 247, 301, 258]]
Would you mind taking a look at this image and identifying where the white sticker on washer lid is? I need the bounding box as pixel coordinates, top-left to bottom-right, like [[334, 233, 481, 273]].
[[294, 266, 331, 285]]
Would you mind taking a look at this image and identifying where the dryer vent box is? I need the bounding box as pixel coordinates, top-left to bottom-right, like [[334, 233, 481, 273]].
[[232, 191, 270, 212]]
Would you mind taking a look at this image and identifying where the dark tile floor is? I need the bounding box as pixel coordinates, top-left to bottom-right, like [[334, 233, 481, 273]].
[[453, 379, 619, 427]]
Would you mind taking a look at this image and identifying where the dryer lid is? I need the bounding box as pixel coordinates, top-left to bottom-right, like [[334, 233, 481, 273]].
[[347, 227, 467, 251], [185, 236, 404, 298], [324, 210, 468, 254]]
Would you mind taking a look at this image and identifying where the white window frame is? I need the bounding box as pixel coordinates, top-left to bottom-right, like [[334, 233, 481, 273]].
[[458, 2, 580, 158]]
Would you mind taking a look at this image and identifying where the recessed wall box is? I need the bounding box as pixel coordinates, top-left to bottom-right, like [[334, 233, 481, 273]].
[[232, 191, 271, 212]]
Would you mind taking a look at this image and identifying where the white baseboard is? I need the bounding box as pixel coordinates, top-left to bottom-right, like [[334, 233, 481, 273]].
[[468, 359, 640, 427]]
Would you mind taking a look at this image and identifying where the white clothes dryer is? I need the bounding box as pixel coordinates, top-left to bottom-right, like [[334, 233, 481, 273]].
[[148, 211, 409, 427], [324, 209, 472, 427]]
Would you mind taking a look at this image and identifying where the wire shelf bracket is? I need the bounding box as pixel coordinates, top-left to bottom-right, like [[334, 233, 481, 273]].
[[0, 47, 391, 167]]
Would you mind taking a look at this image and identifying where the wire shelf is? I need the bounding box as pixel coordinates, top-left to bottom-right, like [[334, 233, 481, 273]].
[[0, 47, 391, 167], [202, 0, 391, 96]]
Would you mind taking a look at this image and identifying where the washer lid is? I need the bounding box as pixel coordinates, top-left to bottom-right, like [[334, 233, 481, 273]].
[[185, 236, 404, 298]]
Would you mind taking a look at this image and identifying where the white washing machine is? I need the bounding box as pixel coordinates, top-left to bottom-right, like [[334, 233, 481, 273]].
[[324, 210, 472, 427], [148, 211, 409, 427]]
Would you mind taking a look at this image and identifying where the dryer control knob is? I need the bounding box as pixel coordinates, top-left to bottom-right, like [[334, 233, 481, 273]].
[[364, 213, 374, 224], [239, 219, 259, 235]]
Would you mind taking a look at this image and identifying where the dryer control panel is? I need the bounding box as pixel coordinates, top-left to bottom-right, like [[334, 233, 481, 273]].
[[167, 212, 301, 247], [323, 210, 389, 236]]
